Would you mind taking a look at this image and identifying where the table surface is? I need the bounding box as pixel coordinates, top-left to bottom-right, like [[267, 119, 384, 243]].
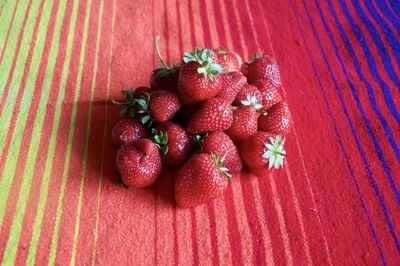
[[0, 0, 399, 265]]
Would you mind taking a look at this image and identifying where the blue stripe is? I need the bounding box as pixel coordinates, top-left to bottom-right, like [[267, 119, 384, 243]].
[[338, 0, 400, 128], [374, 0, 400, 35], [334, 1, 400, 160], [327, 0, 400, 208], [350, 0, 400, 82], [332, 0, 400, 180], [300, 0, 400, 251], [289, 1, 386, 263], [362, 0, 400, 56], [388, 0, 400, 17]]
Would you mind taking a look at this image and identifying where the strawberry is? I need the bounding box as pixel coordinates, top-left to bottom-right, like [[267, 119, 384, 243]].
[[202, 131, 242, 173], [258, 102, 291, 137], [136, 90, 181, 124], [216, 71, 246, 104], [214, 47, 243, 72], [187, 97, 233, 135], [241, 63, 248, 77], [225, 105, 259, 143], [178, 48, 224, 104], [174, 103, 202, 127], [246, 54, 281, 86], [253, 79, 282, 110], [239, 132, 286, 172], [116, 139, 162, 188], [233, 84, 263, 107], [111, 118, 149, 145], [150, 36, 180, 92], [153, 122, 192, 166], [175, 153, 231, 208]]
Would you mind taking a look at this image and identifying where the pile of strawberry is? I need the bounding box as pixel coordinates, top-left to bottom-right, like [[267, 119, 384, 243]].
[[111, 37, 291, 208]]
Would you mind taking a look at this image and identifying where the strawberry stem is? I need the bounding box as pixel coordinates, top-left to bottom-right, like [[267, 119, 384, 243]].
[[210, 152, 232, 179], [155, 35, 170, 70], [112, 88, 137, 117]]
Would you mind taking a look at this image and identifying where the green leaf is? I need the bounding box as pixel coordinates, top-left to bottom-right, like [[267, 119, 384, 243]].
[[141, 115, 151, 125], [182, 48, 224, 83], [262, 134, 286, 169], [154, 135, 161, 143]]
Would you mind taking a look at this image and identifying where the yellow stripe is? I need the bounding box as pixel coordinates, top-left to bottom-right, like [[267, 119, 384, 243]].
[[91, 0, 117, 263], [0, 0, 30, 98], [0, 0, 53, 227], [47, 0, 93, 264], [0, 0, 20, 49], [70, 0, 105, 263], [255, 0, 333, 264], [25, 0, 82, 263], [0, 0, 42, 158], [0, 0, 69, 264]]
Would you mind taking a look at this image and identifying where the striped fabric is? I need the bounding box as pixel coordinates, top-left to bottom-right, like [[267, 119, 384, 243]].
[[0, 0, 399, 264]]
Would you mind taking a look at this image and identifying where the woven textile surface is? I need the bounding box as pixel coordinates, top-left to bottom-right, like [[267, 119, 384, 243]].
[[0, 0, 400, 264]]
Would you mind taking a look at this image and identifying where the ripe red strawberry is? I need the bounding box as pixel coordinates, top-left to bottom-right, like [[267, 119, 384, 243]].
[[111, 118, 149, 145], [187, 97, 233, 135], [116, 139, 162, 188], [214, 48, 243, 72], [136, 90, 181, 124], [241, 63, 248, 77], [258, 102, 291, 137], [246, 54, 281, 86], [225, 105, 258, 143], [253, 79, 282, 110], [216, 71, 246, 104], [202, 132, 242, 173], [174, 103, 202, 127], [233, 84, 263, 107], [239, 132, 286, 172], [150, 36, 180, 92], [178, 48, 224, 104], [175, 153, 231, 208], [154, 122, 192, 166]]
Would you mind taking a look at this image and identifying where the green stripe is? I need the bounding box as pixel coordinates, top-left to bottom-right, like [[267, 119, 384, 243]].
[[25, 0, 81, 264], [0, 0, 42, 150], [0, 0, 30, 97], [0, 0, 52, 227], [48, 0, 93, 264], [0, 0, 19, 45], [91, 0, 117, 264], [0, 0, 68, 264], [70, 0, 104, 264]]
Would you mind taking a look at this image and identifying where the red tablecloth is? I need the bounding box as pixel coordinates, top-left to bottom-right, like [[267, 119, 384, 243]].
[[0, 0, 399, 264]]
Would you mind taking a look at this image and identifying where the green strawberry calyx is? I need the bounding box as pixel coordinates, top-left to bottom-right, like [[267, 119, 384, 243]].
[[262, 134, 286, 169], [154, 35, 180, 77], [135, 92, 154, 127], [183, 48, 224, 82], [191, 133, 209, 152], [111, 89, 137, 117], [241, 94, 263, 110], [210, 152, 232, 179], [152, 130, 169, 155], [246, 52, 263, 66]]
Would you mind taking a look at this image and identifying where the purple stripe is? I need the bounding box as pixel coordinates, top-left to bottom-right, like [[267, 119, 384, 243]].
[[302, 0, 400, 251], [288, 0, 387, 263]]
